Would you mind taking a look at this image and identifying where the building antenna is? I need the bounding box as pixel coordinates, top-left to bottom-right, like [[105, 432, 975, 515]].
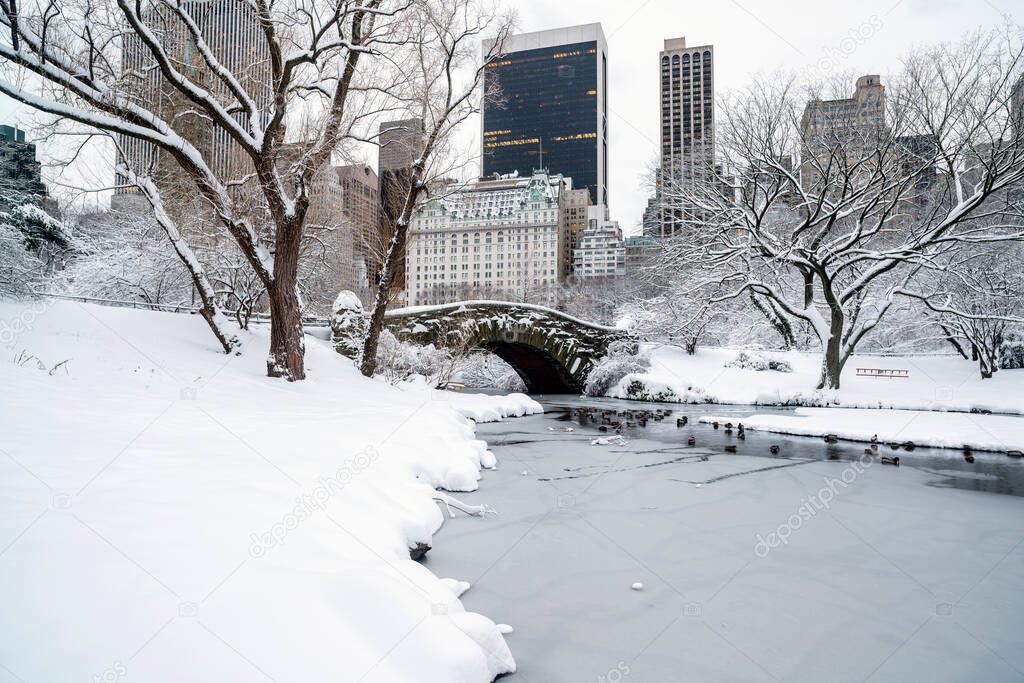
[[538, 138, 544, 172]]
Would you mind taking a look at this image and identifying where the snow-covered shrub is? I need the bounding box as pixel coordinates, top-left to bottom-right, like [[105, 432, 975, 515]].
[[374, 330, 457, 387], [330, 290, 367, 360], [724, 350, 792, 372], [623, 378, 679, 403], [57, 210, 192, 305], [999, 332, 1024, 370], [2, 201, 68, 252], [458, 352, 526, 392], [583, 340, 649, 397], [0, 221, 48, 296]]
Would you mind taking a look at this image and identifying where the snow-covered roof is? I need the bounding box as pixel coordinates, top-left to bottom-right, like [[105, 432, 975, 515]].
[[423, 170, 563, 222]]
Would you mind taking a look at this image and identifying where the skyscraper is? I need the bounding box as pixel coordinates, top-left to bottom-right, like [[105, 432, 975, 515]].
[[799, 75, 886, 189], [482, 24, 609, 207], [334, 164, 381, 289], [559, 186, 591, 278], [657, 37, 715, 238], [115, 0, 272, 192], [0, 125, 48, 209]]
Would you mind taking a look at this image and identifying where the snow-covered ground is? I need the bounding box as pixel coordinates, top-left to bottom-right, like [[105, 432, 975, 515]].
[[700, 408, 1024, 453], [611, 345, 1024, 415], [0, 299, 536, 683]]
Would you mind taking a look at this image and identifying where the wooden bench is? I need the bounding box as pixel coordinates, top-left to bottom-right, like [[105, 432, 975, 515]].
[[856, 368, 910, 379]]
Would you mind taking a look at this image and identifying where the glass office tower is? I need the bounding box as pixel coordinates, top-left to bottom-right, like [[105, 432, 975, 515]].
[[482, 24, 608, 208]]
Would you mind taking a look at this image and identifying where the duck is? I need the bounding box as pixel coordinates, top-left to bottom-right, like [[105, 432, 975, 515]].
[[823, 434, 839, 444], [881, 456, 900, 466], [724, 445, 737, 453], [687, 435, 696, 446], [712, 421, 720, 430], [769, 444, 781, 455]]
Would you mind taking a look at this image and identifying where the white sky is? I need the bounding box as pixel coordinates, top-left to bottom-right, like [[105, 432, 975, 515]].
[[0, 0, 1019, 229]]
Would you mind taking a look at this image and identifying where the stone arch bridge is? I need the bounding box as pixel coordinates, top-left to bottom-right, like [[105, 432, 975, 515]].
[[341, 301, 630, 393]]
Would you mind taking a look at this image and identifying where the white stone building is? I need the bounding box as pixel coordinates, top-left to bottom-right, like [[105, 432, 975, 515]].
[[572, 205, 625, 279], [406, 170, 570, 306]]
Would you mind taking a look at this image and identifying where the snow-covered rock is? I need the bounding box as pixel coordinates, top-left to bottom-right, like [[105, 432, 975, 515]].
[[329, 289, 367, 360]]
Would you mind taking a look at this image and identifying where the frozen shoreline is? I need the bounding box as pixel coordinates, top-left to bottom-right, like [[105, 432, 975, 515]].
[[698, 408, 1024, 453]]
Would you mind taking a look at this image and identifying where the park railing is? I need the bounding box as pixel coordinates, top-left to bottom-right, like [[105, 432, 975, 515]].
[[33, 292, 331, 327]]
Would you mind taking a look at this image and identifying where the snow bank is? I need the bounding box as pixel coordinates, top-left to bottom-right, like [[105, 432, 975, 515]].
[[610, 344, 1024, 415], [700, 408, 1024, 452], [0, 299, 516, 682], [438, 391, 542, 424], [394, 377, 542, 425]]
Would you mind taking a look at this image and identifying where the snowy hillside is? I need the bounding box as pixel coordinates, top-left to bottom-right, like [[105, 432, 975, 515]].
[[0, 299, 538, 683]]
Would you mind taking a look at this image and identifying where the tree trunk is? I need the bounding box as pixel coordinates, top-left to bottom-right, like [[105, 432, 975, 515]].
[[979, 347, 997, 379], [196, 299, 241, 355], [816, 337, 845, 391], [816, 294, 845, 391], [266, 226, 305, 381], [937, 323, 970, 360], [360, 222, 408, 377]]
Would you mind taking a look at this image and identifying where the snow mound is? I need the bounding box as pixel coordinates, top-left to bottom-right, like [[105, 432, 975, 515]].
[[0, 299, 516, 682], [448, 612, 516, 677], [724, 350, 793, 372]]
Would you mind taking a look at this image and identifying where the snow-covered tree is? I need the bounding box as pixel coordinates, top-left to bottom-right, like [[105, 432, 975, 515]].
[[657, 30, 1024, 390], [0, 185, 69, 296], [0, 0, 491, 379], [59, 208, 192, 306], [897, 245, 1024, 378]]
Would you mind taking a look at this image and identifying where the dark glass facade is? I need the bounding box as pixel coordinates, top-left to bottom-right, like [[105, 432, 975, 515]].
[[483, 41, 601, 205]]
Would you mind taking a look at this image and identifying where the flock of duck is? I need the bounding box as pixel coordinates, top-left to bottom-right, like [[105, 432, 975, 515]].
[[569, 406, 904, 466], [568, 404, 1024, 464]]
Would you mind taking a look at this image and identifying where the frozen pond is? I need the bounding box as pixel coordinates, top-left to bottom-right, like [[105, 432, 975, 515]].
[[428, 396, 1024, 682]]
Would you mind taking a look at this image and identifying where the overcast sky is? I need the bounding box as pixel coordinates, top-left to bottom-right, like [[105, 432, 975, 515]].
[[0, 0, 1019, 230]]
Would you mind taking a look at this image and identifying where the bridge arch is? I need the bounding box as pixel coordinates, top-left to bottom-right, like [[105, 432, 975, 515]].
[[334, 300, 630, 394]]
